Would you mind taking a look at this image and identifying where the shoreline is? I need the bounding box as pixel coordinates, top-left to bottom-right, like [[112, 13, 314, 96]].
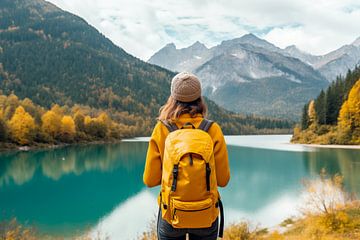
[[292, 143, 360, 149], [0, 139, 123, 153], [1, 135, 360, 153]]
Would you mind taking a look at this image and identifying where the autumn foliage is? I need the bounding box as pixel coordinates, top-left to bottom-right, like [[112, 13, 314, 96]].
[[7, 106, 35, 145], [292, 74, 360, 145], [0, 93, 142, 146], [338, 80, 360, 144]]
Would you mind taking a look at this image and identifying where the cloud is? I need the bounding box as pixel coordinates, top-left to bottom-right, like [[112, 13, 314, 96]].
[[47, 0, 360, 60]]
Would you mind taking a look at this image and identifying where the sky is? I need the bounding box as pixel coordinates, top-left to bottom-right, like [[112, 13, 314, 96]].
[[47, 0, 360, 61]]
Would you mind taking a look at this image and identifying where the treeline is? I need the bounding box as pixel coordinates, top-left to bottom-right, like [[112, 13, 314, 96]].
[[0, 93, 152, 146], [206, 98, 293, 135], [0, 92, 294, 148], [292, 66, 360, 144]]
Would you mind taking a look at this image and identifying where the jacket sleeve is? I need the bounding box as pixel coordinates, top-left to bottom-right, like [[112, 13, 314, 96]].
[[143, 122, 163, 187], [210, 122, 230, 187]]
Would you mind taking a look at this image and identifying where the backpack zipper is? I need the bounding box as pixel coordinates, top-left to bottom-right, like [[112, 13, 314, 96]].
[[173, 206, 211, 219]]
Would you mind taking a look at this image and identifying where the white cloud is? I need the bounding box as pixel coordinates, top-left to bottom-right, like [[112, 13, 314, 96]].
[[47, 0, 360, 60]]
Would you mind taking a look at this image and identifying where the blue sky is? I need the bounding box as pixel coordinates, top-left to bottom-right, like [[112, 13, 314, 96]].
[[48, 0, 360, 60]]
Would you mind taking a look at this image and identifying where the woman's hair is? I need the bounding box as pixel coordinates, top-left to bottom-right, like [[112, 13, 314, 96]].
[[158, 96, 208, 121]]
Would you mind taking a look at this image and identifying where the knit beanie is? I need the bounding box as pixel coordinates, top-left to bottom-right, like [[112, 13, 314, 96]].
[[171, 72, 201, 102]]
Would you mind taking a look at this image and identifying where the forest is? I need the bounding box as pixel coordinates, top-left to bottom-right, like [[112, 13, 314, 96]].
[[0, 93, 148, 147], [0, 93, 294, 148], [292, 65, 360, 144]]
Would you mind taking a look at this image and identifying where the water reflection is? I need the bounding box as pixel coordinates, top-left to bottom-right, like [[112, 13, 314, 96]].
[[0, 138, 360, 239], [303, 148, 360, 195], [90, 189, 159, 240], [0, 142, 147, 186], [0, 142, 148, 237]]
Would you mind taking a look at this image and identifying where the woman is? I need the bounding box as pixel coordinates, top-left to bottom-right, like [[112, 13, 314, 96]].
[[143, 72, 230, 240]]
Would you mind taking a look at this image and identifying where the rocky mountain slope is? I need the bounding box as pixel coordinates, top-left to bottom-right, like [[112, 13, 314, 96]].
[[149, 34, 332, 119]]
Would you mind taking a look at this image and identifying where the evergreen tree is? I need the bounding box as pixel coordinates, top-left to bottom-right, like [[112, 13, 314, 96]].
[[301, 103, 309, 130], [315, 90, 326, 125], [325, 84, 337, 124]]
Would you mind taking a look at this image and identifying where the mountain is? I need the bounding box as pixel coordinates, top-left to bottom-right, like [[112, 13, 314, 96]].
[[149, 41, 210, 72], [315, 44, 360, 81], [0, 0, 293, 136], [0, 0, 174, 117], [283, 38, 360, 82], [352, 36, 360, 47], [220, 33, 280, 53], [149, 34, 329, 119], [283, 45, 319, 65]]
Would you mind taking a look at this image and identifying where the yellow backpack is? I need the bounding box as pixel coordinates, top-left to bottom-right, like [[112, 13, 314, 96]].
[[159, 119, 224, 237]]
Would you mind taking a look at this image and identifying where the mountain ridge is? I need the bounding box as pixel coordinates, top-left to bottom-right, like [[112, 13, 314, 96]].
[[149, 34, 332, 119], [150, 34, 360, 82]]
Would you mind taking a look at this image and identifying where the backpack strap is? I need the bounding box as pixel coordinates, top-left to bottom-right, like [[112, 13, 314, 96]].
[[159, 120, 178, 133], [198, 119, 214, 132], [205, 162, 211, 191], [199, 119, 214, 192], [218, 199, 225, 238]]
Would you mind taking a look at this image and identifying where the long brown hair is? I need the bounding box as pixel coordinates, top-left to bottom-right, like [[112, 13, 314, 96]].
[[158, 96, 208, 121]]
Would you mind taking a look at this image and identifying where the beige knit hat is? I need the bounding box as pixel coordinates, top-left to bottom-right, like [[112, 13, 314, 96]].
[[171, 72, 201, 102]]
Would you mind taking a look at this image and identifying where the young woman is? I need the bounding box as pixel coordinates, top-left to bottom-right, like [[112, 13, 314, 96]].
[[143, 72, 230, 240]]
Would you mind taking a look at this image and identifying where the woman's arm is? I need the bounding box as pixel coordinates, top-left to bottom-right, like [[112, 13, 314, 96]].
[[209, 123, 230, 187], [143, 122, 164, 187]]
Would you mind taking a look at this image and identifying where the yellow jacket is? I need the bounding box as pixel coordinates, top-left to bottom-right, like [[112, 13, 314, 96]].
[[143, 113, 230, 188]]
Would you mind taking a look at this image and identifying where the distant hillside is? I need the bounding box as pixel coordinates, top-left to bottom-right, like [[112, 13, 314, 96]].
[[149, 34, 329, 120], [0, 0, 174, 117], [0, 0, 293, 138]]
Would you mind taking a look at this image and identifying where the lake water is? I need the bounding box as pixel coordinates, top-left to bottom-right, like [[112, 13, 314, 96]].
[[0, 135, 359, 239]]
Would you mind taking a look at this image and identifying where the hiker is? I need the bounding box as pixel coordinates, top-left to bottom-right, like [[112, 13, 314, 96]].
[[143, 72, 230, 240]]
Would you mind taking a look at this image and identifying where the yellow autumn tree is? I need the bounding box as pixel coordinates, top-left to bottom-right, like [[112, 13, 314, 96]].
[[41, 110, 62, 139], [307, 100, 317, 131], [348, 80, 360, 131], [338, 79, 360, 144], [73, 111, 85, 132], [60, 115, 76, 142], [84, 114, 108, 138], [7, 106, 36, 145], [97, 112, 110, 125], [97, 112, 110, 130], [338, 101, 351, 129], [51, 104, 64, 116], [3, 94, 19, 120]]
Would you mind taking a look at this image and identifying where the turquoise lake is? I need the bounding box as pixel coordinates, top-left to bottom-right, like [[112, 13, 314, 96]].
[[0, 135, 359, 239]]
